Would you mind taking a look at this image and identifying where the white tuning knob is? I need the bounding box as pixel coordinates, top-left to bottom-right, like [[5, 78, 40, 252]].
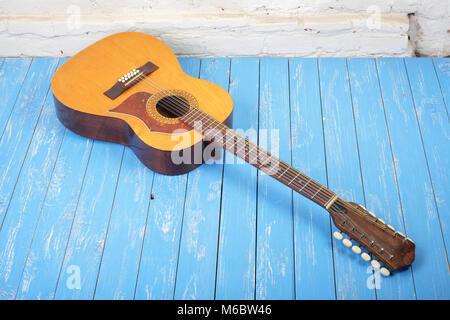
[[361, 252, 371, 261], [342, 238, 352, 247], [406, 237, 414, 244], [377, 218, 385, 224], [368, 211, 376, 218], [351, 246, 362, 254], [371, 260, 381, 269], [333, 231, 343, 240], [387, 224, 395, 231], [397, 231, 406, 238], [380, 267, 390, 277]]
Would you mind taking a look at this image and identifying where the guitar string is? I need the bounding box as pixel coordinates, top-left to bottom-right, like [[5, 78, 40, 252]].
[[126, 73, 335, 205], [145, 93, 398, 262], [183, 108, 335, 203], [135, 75, 398, 229], [131, 73, 339, 206], [116, 71, 402, 263], [131, 74, 393, 225], [125, 73, 336, 206], [119, 74, 333, 204]]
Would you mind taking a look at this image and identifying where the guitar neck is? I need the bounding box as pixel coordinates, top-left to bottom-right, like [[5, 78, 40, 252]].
[[180, 107, 340, 209]]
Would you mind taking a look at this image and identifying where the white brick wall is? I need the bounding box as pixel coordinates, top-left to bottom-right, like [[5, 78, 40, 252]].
[[0, 0, 448, 57]]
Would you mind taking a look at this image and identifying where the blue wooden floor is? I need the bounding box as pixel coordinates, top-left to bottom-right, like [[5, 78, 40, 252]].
[[0, 57, 448, 300]]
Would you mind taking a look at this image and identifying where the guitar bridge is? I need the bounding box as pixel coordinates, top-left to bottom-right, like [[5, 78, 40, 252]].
[[104, 61, 159, 100]]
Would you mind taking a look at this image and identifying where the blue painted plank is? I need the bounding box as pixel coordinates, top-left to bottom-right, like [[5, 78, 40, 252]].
[[93, 146, 154, 299], [404, 58, 450, 279], [289, 58, 335, 299], [318, 58, 375, 300], [174, 58, 230, 300], [134, 57, 201, 300], [376, 58, 450, 299], [0, 58, 60, 299], [256, 58, 295, 300], [0, 58, 40, 225], [347, 58, 416, 299], [215, 57, 259, 300], [432, 58, 450, 118], [134, 171, 189, 300], [16, 132, 93, 300], [0, 58, 32, 139], [54, 140, 125, 299]]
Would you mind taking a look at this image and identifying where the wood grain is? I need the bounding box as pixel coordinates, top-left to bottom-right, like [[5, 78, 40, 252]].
[[256, 58, 295, 300], [0, 57, 448, 300], [54, 139, 125, 299], [347, 58, 416, 299], [377, 58, 450, 299], [405, 58, 450, 261], [319, 58, 375, 300], [0, 58, 60, 299], [215, 57, 259, 300], [289, 58, 335, 299], [174, 58, 230, 300]]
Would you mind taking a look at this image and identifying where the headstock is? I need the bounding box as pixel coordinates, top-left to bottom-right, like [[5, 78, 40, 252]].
[[327, 198, 415, 276]]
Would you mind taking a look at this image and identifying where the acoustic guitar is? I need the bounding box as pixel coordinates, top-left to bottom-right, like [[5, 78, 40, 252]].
[[51, 32, 415, 276]]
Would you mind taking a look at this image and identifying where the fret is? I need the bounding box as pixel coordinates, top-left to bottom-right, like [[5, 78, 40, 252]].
[[310, 187, 323, 199], [261, 160, 279, 176], [259, 154, 273, 167], [278, 166, 289, 178], [181, 106, 335, 209], [287, 172, 300, 186], [296, 177, 311, 193]]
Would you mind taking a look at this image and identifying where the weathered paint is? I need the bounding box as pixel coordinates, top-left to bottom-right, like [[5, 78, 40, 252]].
[[0, 57, 448, 300]]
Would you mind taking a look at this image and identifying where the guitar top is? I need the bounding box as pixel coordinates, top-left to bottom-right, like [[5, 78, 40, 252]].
[[51, 32, 415, 275]]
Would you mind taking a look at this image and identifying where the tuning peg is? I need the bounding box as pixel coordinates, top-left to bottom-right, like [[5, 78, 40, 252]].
[[367, 211, 376, 218], [387, 224, 395, 231], [351, 245, 361, 254], [361, 252, 371, 261], [380, 267, 390, 277], [371, 260, 381, 269], [333, 231, 343, 240], [342, 238, 352, 247], [406, 237, 414, 244], [377, 218, 385, 224]]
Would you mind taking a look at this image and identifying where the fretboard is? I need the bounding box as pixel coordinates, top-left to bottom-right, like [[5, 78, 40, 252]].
[[180, 107, 338, 209]]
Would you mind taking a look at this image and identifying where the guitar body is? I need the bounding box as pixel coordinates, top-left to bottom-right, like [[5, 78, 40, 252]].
[[51, 32, 233, 175]]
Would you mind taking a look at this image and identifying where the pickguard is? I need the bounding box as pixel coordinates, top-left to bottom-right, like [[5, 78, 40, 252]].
[[108, 92, 192, 134]]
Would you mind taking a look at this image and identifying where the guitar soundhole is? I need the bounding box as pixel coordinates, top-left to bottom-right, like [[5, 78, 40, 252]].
[[156, 96, 189, 118]]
